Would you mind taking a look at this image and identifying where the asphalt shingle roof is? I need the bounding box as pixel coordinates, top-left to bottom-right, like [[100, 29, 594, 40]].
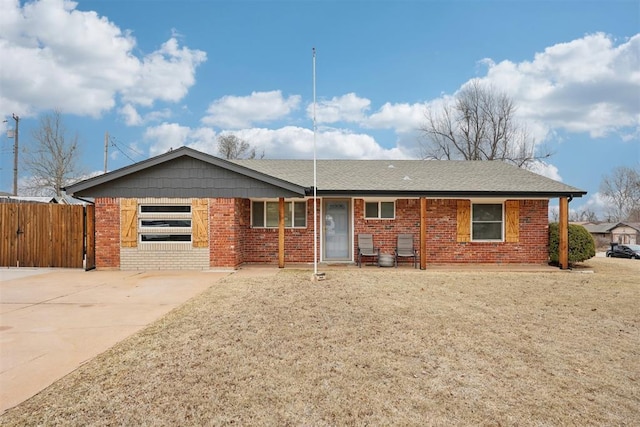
[[65, 147, 586, 198], [581, 223, 616, 233], [233, 159, 586, 196]]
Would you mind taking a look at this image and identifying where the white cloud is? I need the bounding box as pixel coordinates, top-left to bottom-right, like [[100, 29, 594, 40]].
[[315, 33, 639, 144], [119, 104, 142, 126], [185, 127, 219, 154], [0, 0, 205, 118], [294, 33, 639, 144], [477, 32, 640, 139], [142, 123, 411, 161], [120, 38, 206, 107], [145, 108, 173, 123], [230, 126, 412, 160], [525, 160, 563, 181], [119, 104, 172, 127], [143, 123, 218, 157], [582, 192, 610, 217], [202, 91, 301, 129], [143, 123, 192, 156], [316, 128, 410, 159], [366, 101, 429, 133], [308, 93, 371, 124], [303, 94, 427, 135]]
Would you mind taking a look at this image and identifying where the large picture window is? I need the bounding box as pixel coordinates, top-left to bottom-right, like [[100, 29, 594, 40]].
[[251, 200, 307, 228], [139, 204, 192, 243], [472, 203, 503, 241], [364, 201, 395, 219]]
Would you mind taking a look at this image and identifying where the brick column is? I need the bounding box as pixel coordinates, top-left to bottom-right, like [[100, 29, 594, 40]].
[[94, 197, 120, 269]]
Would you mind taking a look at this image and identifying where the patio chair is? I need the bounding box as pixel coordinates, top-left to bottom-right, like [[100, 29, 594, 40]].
[[395, 233, 417, 268], [357, 234, 380, 267]]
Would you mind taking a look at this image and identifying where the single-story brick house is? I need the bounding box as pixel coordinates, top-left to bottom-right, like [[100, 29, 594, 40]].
[[64, 146, 585, 270]]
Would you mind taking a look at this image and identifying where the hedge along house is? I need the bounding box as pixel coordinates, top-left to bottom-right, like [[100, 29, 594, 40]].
[[64, 146, 586, 271]]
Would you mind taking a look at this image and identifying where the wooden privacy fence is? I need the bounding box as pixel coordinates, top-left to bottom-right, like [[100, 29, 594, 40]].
[[0, 203, 95, 269]]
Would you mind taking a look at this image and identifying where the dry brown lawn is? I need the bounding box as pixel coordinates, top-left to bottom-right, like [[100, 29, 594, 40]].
[[2, 258, 639, 426]]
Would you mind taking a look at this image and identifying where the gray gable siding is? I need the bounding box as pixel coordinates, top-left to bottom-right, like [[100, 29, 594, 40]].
[[72, 157, 305, 199]]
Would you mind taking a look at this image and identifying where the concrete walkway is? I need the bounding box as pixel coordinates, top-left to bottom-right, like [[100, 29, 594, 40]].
[[0, 268, 232, 413]]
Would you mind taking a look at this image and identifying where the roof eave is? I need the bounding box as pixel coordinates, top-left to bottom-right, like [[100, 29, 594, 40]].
[[313, 189, 587, 198]]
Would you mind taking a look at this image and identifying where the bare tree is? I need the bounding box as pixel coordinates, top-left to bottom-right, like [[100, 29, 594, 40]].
[[627, 207, 640, 222], [217, 134, 263, 159], [600, 166, 640, 222], [420, 80, 550, 167], [569, 206, 599, 223], [23, 110, 83, 196]]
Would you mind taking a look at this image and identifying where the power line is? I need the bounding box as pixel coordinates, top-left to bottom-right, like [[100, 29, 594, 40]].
[[109, 136, 145, 164]]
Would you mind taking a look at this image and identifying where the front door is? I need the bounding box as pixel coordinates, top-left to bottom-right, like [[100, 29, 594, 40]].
[[323, 199, 351, 261]]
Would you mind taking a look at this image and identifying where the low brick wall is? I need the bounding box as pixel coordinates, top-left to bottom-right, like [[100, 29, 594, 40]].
[[121, 247, 209, 270]]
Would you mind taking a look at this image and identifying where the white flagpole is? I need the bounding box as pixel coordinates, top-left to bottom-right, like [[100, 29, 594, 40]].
[[312, 47, 318, 277]]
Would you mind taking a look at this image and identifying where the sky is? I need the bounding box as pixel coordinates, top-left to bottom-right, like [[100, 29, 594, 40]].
[[0, 0, 638, 218]]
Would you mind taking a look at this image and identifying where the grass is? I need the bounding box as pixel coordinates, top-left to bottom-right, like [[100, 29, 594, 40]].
[[1, 258, 639, 426]]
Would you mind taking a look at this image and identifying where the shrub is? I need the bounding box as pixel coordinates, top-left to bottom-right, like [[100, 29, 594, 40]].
[[549, 222, 596, 265]]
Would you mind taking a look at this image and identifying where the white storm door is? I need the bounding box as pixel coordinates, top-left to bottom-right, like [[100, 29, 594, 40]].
[[323, 199, 351, 261]]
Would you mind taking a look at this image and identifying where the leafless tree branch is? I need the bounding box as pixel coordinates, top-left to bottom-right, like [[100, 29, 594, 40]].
[[419, 80, 551, 168], [217, 134, 264, 159], [600, 166, 640, 222], [22, 109, 83, 196]]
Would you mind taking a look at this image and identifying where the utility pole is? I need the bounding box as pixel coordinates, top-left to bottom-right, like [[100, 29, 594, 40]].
[[9, 114, 19, 196]]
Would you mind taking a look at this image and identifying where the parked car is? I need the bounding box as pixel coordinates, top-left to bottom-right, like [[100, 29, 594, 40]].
[[606, 243, 640, 259]]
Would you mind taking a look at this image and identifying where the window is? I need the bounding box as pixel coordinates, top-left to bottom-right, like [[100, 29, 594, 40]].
[[140, 205, 190, 213], [364, 201, 395, 219], [251, 200, 307, 228], [139, 204, 192, 243], [472, 203, 503, 241]]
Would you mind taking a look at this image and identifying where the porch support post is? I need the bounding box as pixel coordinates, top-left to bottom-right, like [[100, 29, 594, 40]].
[[278, 197, 285, 268], [559, 196, 569, 270], [420, 197, 427, 270]]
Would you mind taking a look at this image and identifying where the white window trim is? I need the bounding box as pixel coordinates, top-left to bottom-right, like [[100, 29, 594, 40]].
[[364, 200, 395, 220], [138, 204, 192, 244], [471, 201, 504, 242], [251, 199, 307, 229]]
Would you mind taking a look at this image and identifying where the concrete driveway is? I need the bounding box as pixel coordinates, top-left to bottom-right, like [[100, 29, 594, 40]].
[[0, 268, 230, 413]]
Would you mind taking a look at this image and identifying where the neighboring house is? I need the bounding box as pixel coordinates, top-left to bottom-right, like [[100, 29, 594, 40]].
[[579, 222, 616, 248], [0, 196, 58, 204], [580, 222, 640, 246], [0, 195, 87, 205], [609, 222, 640, 245], [64, 147, 586, 270]]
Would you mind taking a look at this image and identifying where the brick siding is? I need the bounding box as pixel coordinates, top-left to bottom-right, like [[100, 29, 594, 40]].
[[353, 198, 548, 265], [353, 198, 420, 261], [422, 199, 549, 264], [242, 199, 316, 264], [92, 197, 550, 269], [209, 198, 244, 268], [94, 197, 120, 269]]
